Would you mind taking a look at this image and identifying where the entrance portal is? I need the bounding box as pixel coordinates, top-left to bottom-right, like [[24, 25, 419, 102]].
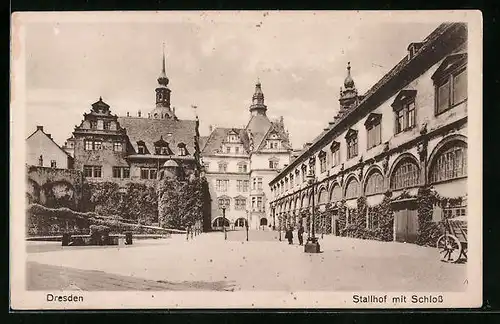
[[393, 199, 419, 243]]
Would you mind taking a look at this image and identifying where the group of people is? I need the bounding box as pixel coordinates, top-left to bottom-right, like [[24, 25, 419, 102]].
[[186, 222, 202, 240], [284, 223, 305, 246]]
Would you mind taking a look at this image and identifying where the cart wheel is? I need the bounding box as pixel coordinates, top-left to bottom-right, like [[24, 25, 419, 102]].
[[437, 234, 462, 263]]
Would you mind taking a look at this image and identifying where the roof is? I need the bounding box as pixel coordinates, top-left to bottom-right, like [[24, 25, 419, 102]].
[[201, 127, 250, 155], [270, 23, 463, 185], [26, 128, 73, 159], [255, 120, 292, 151], [245, 114, 272, 149], [117, 116, 197, 156]]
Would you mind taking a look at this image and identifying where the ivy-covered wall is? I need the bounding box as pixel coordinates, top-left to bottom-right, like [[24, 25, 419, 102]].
[[158, 177, 211, 230]]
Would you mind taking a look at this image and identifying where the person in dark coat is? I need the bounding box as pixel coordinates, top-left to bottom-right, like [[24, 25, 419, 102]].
[[285, 227, 294, 245], [298, 224, 305, 246]]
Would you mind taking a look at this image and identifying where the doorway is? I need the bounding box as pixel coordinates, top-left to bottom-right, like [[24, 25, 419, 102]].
[[393, 200, 419, 243]]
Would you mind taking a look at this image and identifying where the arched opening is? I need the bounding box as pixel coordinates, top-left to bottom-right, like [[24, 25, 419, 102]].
[[234, 218, 248, 228], [318, 188, 328, 205], [429, 140, 467, 184], [390, 157, 420, 190], [344, 177, 360, 200], [330, 184, 342, 202], [364, 169, 385, 196], [212, 217, 230, 228], [260, 218, 268, 226]]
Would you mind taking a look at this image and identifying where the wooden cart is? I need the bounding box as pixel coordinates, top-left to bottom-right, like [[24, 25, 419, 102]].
[[436, 216, 467, 263]]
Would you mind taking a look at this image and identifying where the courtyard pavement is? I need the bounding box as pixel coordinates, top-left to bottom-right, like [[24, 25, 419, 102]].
[[26, 230, 467, 292]]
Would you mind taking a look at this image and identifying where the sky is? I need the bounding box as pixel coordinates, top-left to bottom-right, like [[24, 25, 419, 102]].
[[23, 12, 440, 148]]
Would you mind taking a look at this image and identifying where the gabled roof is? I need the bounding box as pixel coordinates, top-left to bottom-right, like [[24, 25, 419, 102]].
[[245, 114, 272, 149], [255, 120, 292, 151], [26, 128, 72, 159], [117, 117, 197, 157], [201, 127, 250, 155]]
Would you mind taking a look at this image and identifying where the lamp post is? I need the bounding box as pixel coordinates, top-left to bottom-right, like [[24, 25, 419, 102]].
[[319, 205, 326, 239], [221, 206, 227, 240], [246, 210, 249, 241], [272, 206, 276, 231], [279, 212, 282, 241], [304, 170, 320, 253]]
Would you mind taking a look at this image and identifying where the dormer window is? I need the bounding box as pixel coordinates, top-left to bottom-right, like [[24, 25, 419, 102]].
[[238, 162, 248, 173], [392, 90, 417, 134], [432, 53, 467, 115], [226, 146, 231, 154], [365, 113, 382, 149], [90, 120, 97, 129], [103, 121, 111, 130], [218, 162, 228, 173], [345, 129, 358, 160], [177, 143, 188, 156], [269, 157, 279, 169], [137, 141, 147, 154]]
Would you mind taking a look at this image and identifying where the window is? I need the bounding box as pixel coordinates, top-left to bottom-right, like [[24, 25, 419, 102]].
[[113, 167, 122, 178], [226, 147, 231, 154], [218, 197, 231, 210], [295, 170, 300, 186], [218, 162, 227, 173], [301, 165, 307, 182], [83, 165, 93, 177], [238, 163, 247, 173], [252, 178, 257, 190], [92, 141, 102, 150], [345, 178, 359, 200], [161, 146, 171, 155], [346, 134, 358, 160], [90, 121, 97, 129], [103, 121, 111, 130], [257, 177, 263, 190], [367, 122, 382, 149], [436, 69, 467, 113], [237, 180, 249, 192], [269, 160, 278, 169], [216, 179, 229, 192], [430, 142, 467, 183], [203, 162, 210, 171], [443, 206, 467, 219], [290, 174, 294, 186], [85, 141, 93, 151], [177, 143, 188, 156], [332, 146, 340, 166], [319, 151, 327, 173], [330, 185, 342, 202], [50, 160, 57, 168], [251, 197, 256, 210], [243, 180, 249, 192], [235, 147, 240, 154], [395, 101, 416, 134], [140, 168, 157, 180], [138, 145, 146, 154], [390, 159, 420, 190], [93, 166, 102, 178], [365, 171, 384, 195], [257, 197, 263, 212], [112, 167, 129, 179], [113, 142, 123, 152], [235, 198, 246, 210]]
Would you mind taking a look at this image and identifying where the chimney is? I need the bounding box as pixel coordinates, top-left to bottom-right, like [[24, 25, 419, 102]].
[[173, 107, 176, 115], [138, 110, 141, 117], [209, 125, 213, 133], [46, 134, 52, 139], [127, 112, 130, 117], [36, 126, 43, 132]]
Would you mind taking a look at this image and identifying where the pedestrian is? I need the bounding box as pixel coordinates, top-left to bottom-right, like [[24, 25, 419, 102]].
[[285, 226, 294, 245], [298, 223, 304, 246], [186, 225, 190, 241]]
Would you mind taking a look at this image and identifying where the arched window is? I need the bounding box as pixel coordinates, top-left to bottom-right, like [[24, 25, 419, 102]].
[[301, 195, 307, 208], [345, 178, 359, 200], [318, 188, 328, 204], [234, 218, 248, 227], [365, 170, 385, 195], [390, 158, 420, 190], [212, 217, 229, 227], [330, 185, 342, 202], [430, 141, 467, 183]]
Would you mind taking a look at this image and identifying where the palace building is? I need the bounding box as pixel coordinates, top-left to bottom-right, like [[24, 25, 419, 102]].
[[201, 81, 292, 230], [268, 23, 468, 244], [63, 50, 200, 184]]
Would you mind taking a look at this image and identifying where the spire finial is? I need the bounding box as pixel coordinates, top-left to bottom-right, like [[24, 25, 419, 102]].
[[99, 96, 102, 101], [162, 42, 166, 74]]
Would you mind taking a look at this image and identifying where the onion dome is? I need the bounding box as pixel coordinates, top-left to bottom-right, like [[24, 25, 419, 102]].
[[343, 62, 355, 89]]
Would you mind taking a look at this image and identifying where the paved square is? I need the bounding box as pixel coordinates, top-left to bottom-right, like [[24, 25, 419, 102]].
[[26, 231, 467, 292]]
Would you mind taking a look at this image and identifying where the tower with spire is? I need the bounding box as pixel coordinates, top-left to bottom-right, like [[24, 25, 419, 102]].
[[249, 79, 268, 117], [339, 62, 359, 112], [151, 44, 175, 119]]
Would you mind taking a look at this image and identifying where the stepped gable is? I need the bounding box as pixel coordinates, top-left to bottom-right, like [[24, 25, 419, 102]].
[[117, 116, 197, 157]]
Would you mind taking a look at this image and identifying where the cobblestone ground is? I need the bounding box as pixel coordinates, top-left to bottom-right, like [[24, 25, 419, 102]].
[[26, 230, 467, 292]]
